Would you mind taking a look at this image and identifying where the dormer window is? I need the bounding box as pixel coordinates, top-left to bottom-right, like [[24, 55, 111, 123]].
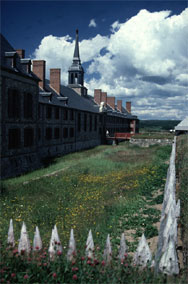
[[5, 51, 17, 69]]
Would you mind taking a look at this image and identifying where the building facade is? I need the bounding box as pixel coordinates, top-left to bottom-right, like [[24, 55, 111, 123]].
[[0, 32, 139, 179]]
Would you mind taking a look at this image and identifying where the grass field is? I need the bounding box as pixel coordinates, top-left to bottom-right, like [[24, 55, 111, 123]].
[[1, 136, 187, 283], [0, 142, 170, 248], [139, 120, 180, 132]]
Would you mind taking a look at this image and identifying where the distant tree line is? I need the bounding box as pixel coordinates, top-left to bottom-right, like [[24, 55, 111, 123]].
[[139, 120, 181, 131]]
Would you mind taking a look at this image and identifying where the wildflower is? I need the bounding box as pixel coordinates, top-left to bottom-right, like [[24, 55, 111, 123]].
[[11, 273, 16, 278], [24, 274, 29, 279], [124, 263, 128, 267], [35, 246, 39, 250], [72, 274, 78, 280], [87, 260, 91, 265], [81, 256, 85, 261], [21, 249, 25, 255], [43, 263, 47, 267], [52, 273, 57, 278], [94, 259, 99, 265], [72, 261, 76, 265], [57, 250, 62, 256], [101, 260, 105, 266], [13, 249, 18, 255]]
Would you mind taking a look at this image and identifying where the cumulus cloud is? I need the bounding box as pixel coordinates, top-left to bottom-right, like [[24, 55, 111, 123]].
[[33, 8, 188, 119], [89, 19, 97, 28]]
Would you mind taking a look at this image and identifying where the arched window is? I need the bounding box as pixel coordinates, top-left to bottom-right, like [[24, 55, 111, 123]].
[[75, 73, 78, 84], [71, 73, 74, 84]]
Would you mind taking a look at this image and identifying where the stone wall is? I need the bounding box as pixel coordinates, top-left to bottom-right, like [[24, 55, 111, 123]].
[[130, 138, 172, 147]]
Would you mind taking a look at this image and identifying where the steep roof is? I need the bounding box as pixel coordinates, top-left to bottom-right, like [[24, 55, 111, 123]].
[[68, 29, 83, 72], [0, 33, 40, 82], [39, 80, 138, 119], [39, 80, 100, 113], [175, 117, 188, 131]]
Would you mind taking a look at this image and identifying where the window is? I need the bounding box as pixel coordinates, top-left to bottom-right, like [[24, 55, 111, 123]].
[[24, 93, 32, 118], [55, 107, 59, 119], [78, 113, 81, 132], [70, 128, 74, 138], [8, 129, 21, 149], [64, 109, 68, 120], [24, 128, 34, 147], [63, 128, 68, 138], [94, 115, 97, 131], [38, 105, 41, 119], [8, 89, 20, 118], [46, 106, 52, 119], [70, 110, 74, 120], [38, 128, 41, 141], [84, 114, 87, 132], [90, 115, 92, 131], [54, 128, 60, 139], [71, 73, 74, 84], [46, 128, 52, 140]]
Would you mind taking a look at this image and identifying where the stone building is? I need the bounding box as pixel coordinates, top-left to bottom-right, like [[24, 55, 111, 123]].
[[0, 31, 139, 179]]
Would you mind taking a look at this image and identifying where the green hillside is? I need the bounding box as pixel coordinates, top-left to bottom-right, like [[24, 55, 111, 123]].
[[139, 120, 180, 132]]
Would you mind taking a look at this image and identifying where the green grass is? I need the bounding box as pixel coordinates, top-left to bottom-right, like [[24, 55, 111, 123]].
[[139, 120, 180, 132], [0, 142, 171, 249]]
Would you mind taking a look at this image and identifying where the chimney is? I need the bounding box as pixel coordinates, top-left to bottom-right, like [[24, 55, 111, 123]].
[[50, 68, 61, 95], [101, 92, 107, 106], [126, 101, 131, 113], [16, 49, 25, 59], [117, 100, 122, 112], [32, 60, 46, 90], [107, 97, 115, 110], [94, 89, 102, 105]]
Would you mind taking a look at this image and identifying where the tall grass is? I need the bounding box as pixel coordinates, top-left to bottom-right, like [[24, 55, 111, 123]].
[[0, 143, 171, 247], [2, 140, 187, 283]]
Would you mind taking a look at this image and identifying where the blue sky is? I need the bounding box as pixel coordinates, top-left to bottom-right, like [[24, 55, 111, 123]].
[[1, 1, 188, 120]]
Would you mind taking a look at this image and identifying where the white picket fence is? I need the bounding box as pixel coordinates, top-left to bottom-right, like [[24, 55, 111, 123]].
[[155, 136, 180, 275], [7, 137, 180, 275]]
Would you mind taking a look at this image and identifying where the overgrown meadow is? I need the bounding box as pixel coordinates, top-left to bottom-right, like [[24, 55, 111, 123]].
[[0, 141, 184, 283]]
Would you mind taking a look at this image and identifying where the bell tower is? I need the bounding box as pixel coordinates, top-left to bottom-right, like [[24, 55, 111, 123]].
[[68, 30, 87, 96]]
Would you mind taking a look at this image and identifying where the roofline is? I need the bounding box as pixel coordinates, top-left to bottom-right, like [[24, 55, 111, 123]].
[[1, 65, 41, 82]]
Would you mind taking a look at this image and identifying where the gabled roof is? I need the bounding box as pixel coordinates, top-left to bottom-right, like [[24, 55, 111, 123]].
[[175, 117, 188, 131]]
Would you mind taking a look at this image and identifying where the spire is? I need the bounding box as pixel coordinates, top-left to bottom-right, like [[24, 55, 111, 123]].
[[68, 29, 84, 87], [73, 29, 80, 61]]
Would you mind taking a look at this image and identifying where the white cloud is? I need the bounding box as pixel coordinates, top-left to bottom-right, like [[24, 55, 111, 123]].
[[33, 8, 188, 119], [89, 19, 97, 28], [110, 21, 121, 33]]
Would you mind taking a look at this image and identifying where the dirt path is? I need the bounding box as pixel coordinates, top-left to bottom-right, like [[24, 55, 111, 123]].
[[23, 166, 70, 184]]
